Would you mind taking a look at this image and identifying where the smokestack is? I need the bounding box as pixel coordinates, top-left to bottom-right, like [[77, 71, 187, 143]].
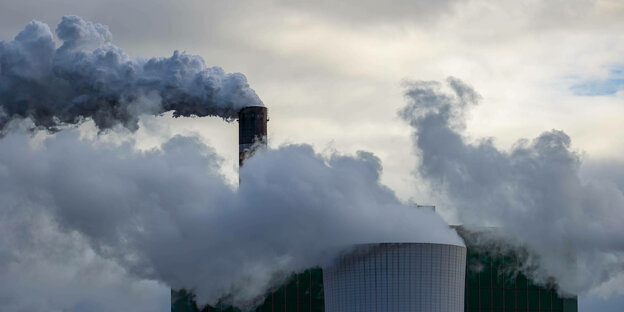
[[238, 106, 268, 166]]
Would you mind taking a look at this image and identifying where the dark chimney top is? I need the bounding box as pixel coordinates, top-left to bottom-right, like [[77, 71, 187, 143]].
[[238, 106, 268, 166]]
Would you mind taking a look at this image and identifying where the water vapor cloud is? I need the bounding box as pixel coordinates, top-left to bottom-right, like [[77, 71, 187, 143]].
[[0, 16, 262, 133], [400, 77, 624, 295], [0, 124, 461, 310]]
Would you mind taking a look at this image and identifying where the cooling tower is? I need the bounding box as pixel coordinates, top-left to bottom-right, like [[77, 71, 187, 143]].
[[238, 106, 268, 166], [323, 243, 466, 312]]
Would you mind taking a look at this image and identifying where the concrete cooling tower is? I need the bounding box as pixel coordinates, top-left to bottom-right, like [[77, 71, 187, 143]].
[[323, 243, 467, 312]]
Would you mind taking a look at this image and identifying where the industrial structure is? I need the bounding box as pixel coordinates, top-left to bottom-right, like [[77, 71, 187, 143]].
[[238, 106, 268, 166], [323, 243, 466, 312], [458, 227, 578, 312], [173, 242, 577, 312], [171, 106, 578, 312]]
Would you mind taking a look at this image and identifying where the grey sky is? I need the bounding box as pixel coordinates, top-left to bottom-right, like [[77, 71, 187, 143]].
[[1, 0, 623, 311]]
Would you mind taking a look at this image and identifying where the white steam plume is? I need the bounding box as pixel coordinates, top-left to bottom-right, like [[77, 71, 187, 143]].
[[0, 125, 461, 310], [0, 16, 262, 132], [400, 77, 624, 296]]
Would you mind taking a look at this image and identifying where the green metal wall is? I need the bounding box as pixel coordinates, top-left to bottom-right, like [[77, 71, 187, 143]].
[[172, 269, 324, 312], [464, 245, 577, 312], [172, 243, 578, 312], [247, 269, 324, 312]]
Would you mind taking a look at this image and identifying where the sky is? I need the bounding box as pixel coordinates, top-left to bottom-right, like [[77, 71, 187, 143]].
[[0, 0, 623, 311]]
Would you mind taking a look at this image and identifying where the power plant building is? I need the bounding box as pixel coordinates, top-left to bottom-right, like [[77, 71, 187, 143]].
[[459, 228, 579, 312], [172, 241, 578, 312], [171, 106, 578, 312]]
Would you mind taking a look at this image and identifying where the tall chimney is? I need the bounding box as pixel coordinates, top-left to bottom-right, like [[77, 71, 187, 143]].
[[238, 106, 268, 166]]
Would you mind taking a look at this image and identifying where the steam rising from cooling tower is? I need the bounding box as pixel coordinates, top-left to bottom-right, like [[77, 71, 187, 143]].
[[400, 77, 624, 296], [0, 15, 262, 133], [0, 127, 464, 309]]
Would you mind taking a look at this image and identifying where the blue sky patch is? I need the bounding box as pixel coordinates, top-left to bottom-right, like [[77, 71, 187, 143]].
[[571, 68, 624, 96]]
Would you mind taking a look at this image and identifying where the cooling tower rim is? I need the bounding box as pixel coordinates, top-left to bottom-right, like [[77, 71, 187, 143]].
[[327, 242, 466, 261], [350, 241, 466, 249], [324, 242, 467, 269]]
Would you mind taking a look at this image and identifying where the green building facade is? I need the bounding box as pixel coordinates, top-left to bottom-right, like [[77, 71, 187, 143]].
[[173, 232, 578, 312], [171, 269, 324, 312], [464, 243, 577, 312]]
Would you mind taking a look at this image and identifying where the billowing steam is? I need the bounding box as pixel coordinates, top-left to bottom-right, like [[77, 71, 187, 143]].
[[0, 124, 461, 309], [0, 16, 262, 132], [0, 16, 464, 311], [400, 77, 624, 295]]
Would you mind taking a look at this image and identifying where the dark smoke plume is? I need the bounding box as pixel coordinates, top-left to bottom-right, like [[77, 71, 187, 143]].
[[400, 77, 624, 296], [0, 16, 262, 132]]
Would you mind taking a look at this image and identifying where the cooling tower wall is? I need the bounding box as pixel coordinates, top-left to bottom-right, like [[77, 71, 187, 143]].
[[323, 243, 466, 312], [238, 106, 267, 166]]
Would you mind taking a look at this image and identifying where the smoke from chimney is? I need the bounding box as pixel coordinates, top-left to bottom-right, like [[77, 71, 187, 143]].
[[0, 15, 263, 133]]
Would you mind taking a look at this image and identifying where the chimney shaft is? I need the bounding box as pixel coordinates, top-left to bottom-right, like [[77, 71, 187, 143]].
[[238, 106, 268, 166]]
